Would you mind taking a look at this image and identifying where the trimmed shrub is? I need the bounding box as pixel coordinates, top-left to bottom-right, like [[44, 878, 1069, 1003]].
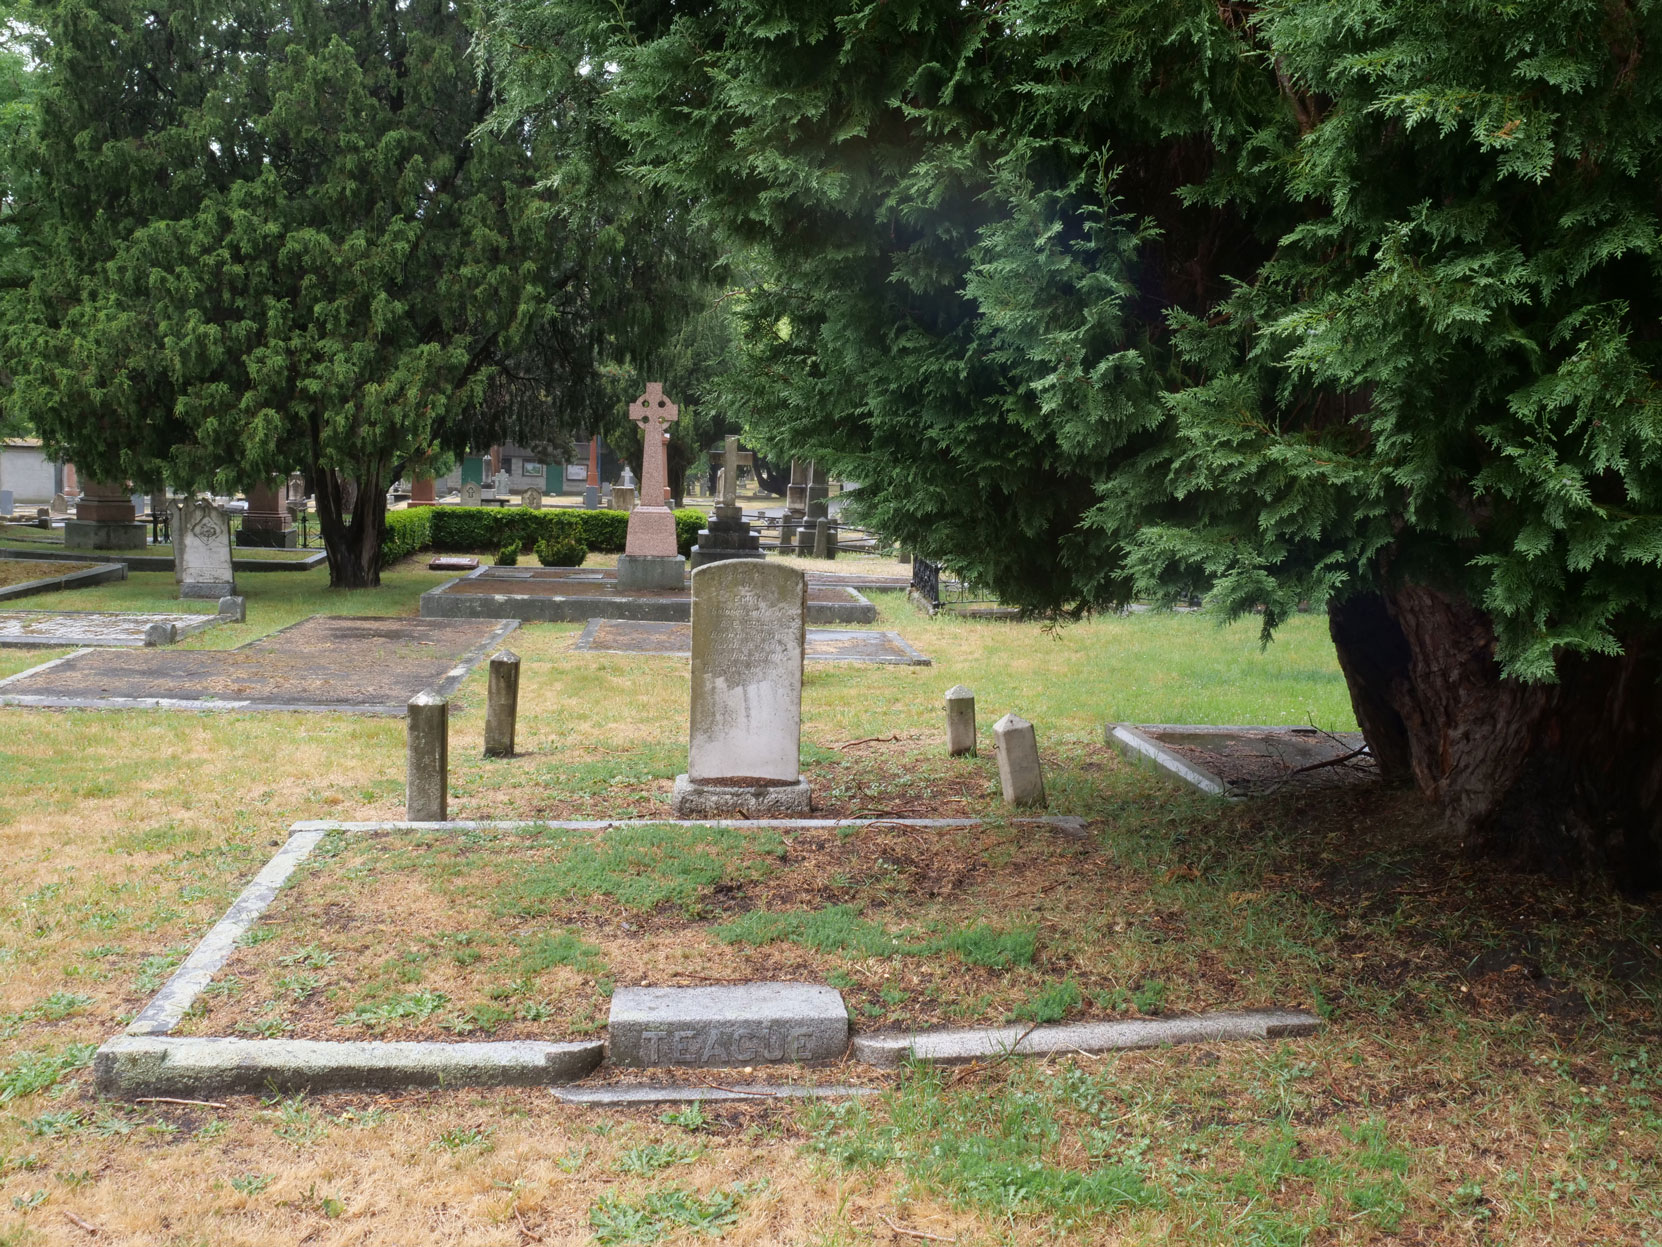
[[379, 506, 434, 568], [497, 542, 520, 566], [535, 535, 587, 567], [424, 504, 707, 556]]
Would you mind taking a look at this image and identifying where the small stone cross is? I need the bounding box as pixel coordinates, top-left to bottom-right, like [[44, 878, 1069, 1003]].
[[628, 383, 679, 510]]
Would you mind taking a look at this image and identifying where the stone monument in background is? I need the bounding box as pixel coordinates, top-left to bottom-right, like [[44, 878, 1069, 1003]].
[[615, 383, 685, 590], [172, 497, 237, 600], [65, 480, 147, 550], [689, 435, 763, 569], [237, 480, 298, 547], [673, 560, 811, 816]]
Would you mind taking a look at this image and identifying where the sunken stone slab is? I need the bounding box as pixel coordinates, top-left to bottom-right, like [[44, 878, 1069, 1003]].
[[854, 1009, 1321, 1068], [609, 983, 849, 1068], [95, 1036, 604, 1097], [554, 1084, 879, 1107]]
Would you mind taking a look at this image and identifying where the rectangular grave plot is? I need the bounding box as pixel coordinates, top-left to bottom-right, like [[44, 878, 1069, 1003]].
[[1113, 723, 1374, 797], [573, 618, 930, 665], [159, 816, 1220, 1046], [0, 616, 515, 712]]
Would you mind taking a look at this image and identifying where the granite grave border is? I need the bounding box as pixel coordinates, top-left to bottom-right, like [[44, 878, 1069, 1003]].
[[96, 815, 1320, 1099], [0, 544, 327, 573], [419, 565, 879, 626], [571, 617, 932, 665], [0, 558, 128, 604], [0, 616, 519, 715], [0, 608, 224, 649]]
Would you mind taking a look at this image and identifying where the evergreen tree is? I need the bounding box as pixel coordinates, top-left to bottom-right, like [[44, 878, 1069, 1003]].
[[5, 0, 701, 585], [0, 3, 37, 434], [488, 0, 1662, 880]]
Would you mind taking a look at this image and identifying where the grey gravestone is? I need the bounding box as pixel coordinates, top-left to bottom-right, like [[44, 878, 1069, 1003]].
[[673, 560, 811, 815], [0, 490, 12, 518], [583, 485, 600, 509], [459, 481, 483, 507], [218, 596, 246, 623], [994, 713, 1045, 806], [484, 650, 520, 758], [945, 685, 976, 756], [521, 487, 543, 512], [608, 983, 848, 1068], [143, 622, 177, 647], [611, 485, 636, 512], [50, 493, 69, 517], [406, 690, 449, 820], [172, 499, 237, 600]]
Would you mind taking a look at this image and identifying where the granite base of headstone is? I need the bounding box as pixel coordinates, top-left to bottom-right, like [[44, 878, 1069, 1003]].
[[616, 554, 687, 591], [611, 485, 636, 512], [691, 435, 764, 568], [673, 560, 812, 816], [172, 498, 237, 600]]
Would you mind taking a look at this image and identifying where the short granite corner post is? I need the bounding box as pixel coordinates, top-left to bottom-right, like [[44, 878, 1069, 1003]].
[[218, 595, 246, 622], [407, 689, 449, 821], [143, 622, 176, 648], [484, 650, 521, 758], [812, 517, 831, 559], [993, 713, 1045, 807], [944, 685, 976, 757]]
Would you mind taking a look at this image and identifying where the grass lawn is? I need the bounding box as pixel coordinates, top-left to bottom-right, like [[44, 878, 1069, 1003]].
[[0, 563, 1656, 1245], [0, 560, 103, 589]]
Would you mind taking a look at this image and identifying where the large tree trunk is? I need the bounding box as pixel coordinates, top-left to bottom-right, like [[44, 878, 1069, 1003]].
[[314, 463, 388, 589], [1328, 586, 1662, 887]]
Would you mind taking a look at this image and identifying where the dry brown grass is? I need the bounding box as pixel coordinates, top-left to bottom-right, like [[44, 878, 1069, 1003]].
[[1, 570, 1657, 1245]]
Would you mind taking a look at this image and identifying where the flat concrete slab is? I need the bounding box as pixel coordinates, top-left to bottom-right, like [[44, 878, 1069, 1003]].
[[0, 615, 517, 714], [855, 1009, 1322, 1068], [572, 617, 930, 665], [1108, 723, 1372, 797], [95, 1035, 604, 1097], [609, 983, 850, 1068], [0, 608, 222, 648], [420, 565, 878, 625], [553, 1084, 880, 1107]]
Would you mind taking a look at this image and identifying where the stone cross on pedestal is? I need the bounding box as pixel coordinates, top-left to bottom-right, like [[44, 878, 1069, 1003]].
[[722, 435, 739, 508], [690, 434, 762, 568], [617, 383, 687, 589]]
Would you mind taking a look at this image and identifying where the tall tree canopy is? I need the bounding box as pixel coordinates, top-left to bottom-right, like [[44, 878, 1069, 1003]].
[[484, 0, 1662, 883], [0, 3, 38, 434], [4, 0, 713, 584]]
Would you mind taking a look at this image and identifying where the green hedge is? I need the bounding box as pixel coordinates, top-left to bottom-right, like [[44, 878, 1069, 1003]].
[[424, 506, 706, 556], [380, 507, 433, 568]]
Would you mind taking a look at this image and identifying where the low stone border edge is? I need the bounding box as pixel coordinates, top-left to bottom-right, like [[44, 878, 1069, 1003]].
[[1105, 723, 1229, 796], [854, 1008, 1322, 1068]]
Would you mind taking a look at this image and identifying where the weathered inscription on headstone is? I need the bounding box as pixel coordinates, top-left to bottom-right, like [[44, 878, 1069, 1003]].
[[673, 560, 811, 815], [609, 983, 848, 1068], [172, 498, 236, 600]]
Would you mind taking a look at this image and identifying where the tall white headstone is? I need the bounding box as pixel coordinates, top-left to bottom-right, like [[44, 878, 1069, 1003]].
[[673, 560, 811, 815], [172, 498, 237, 600]]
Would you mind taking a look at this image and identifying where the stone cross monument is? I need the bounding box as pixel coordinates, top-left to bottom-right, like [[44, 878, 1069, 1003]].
[[616, 382, 687, 590], [689, 434, 763, 568]]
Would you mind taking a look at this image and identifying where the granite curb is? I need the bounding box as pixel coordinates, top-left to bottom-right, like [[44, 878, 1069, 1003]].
[[1105, 722, 1229, 796], [0, 559, 127, 604], [855, 1009, 1322, 1068], [95, 1036, 604, 1096]]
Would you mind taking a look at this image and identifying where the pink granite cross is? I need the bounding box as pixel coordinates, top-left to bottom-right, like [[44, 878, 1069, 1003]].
[[624, 382, 681, 556]]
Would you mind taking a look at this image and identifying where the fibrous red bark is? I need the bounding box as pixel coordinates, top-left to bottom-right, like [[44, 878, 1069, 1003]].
[[1329, 586, 1662, 888]]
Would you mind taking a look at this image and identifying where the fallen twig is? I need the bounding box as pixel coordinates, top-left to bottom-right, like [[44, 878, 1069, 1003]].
[[515, 1210, 544, 1242], [878, 1213, 956, 1242], [135, 1096, 227, 1109], [837, 735, 901, 750], [63, 1212, 99, 1235], [697, 1079, 779, 1097]]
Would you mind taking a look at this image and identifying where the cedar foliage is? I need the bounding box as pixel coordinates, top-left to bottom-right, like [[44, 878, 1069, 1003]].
[[485, 0, 1662, 879], [3, 0, 714, 585]]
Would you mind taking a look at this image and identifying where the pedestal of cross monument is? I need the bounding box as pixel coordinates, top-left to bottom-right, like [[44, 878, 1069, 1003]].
[[690, 435, 763, 568], [64, 480, 147, 551], [237, 480, 298, 547], [616, 383, 687, 591]]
